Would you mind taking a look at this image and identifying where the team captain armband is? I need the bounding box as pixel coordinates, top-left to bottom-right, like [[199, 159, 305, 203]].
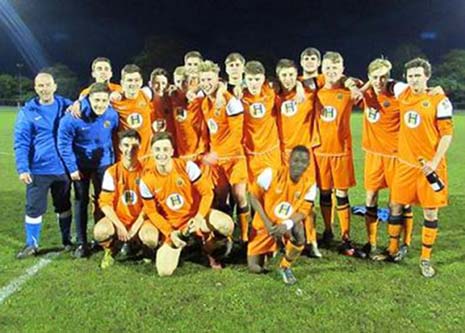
[[226, 97, 244, 116], [101, 171, 115, 192], [436, 98, 453, 119], [436, 97, 454, 136]]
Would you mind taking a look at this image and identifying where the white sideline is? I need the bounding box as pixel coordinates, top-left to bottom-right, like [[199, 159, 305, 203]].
[[0, 152, 13, 156], [0, 252, 59, 304]]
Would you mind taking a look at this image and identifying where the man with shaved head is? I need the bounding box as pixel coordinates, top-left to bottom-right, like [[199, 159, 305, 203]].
[[14, 72, 74, 258]]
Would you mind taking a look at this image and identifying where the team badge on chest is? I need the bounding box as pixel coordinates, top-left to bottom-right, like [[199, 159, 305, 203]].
[[249, 103, 266, 119], [321, 106, 337, 122], [128, 113, 143, 129], [274, 201, 294, 219], [365, 107, 380, 123], [121, 190, 138, 205], [281, 100, 298, 117], [166, 193, 185, 211], [404, 111, 421, 128]]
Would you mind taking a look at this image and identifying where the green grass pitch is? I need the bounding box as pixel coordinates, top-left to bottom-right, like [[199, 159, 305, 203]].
[[0, 106, 464, 332]]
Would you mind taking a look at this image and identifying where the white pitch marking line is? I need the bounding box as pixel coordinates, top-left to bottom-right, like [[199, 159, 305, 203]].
[[0, 252, 60, 304], [0, 152, 14, 156]]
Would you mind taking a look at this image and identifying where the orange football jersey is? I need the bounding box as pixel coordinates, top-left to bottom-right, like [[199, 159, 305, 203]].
[[201, 91, 245, 157], [112, 91, 154, 160], [396, 87, 453, 167], [242, 84, 280, 154], [170, 91, 208, 158], [362, 88, 400, 156], [99, 161, 144, 227], [250, 167, 316, 230], [313, 88, 354, 156], [139, 158, 214, 237], [275, 88, 315, 152]]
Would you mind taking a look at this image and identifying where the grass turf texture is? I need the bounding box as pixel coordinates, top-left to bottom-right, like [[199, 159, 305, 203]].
[[1, 106, 464, 332]]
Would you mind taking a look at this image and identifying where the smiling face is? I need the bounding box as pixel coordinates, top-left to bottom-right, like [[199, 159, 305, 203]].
[[368, 67, 389, 95], [152, 138, 174, 167], [121, 72, 143, 98], [89, 91, 110, 115], [34, 73, 57, 104], [199, 71, 219, 97], [322, 59, 344, 85]]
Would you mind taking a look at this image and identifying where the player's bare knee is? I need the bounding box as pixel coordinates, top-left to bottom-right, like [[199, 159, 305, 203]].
[[366, 191, 378, 206], [93, 219, 114, 241], [389, 202, 403, 216], [335, 189, 348, 197], [423, 208, 438, 221], [247, 256, 264, 274], [139, 224, 159, 249], [292, 223, 306, 246]]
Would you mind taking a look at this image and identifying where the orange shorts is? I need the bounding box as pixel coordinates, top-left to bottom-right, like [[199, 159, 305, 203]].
[[314, 154, 356, 190], [247, 226, 280, 256], [390, 162, 448, 208], [246, 148, 282, 184], [210, 156, 248, 187], [364, 152, 396, 191]]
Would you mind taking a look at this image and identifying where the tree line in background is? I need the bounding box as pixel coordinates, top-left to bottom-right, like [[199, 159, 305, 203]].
[[1, 43, 465, 107]]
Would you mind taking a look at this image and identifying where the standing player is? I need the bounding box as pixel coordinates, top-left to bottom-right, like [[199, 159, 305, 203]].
[[274, 59, 321, 257], [58, 83, 119, 257], [198, 60, 250, 240], [14, 72, 73, 258], [299, 47, 323, 88], [144, 68, 175, 135], [94, 130, 159, 269], [139, 132, 234, 276], [79, 57, 121, 97], [169, 67, 208, 162], [248, 146, 317, 285], [360, 58, 414, 258], [184, 51, 203, 72], [385, 58, 453, 278], [112, 64, 154, 162], [313, 52, 363, 256]]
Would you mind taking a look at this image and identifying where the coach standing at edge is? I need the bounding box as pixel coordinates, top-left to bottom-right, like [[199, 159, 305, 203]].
[[14, 72, 74, 259]]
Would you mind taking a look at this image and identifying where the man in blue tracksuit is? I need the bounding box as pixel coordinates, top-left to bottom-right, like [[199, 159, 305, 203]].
[[58, 83, 119, 257], [14, 72, 73, 258]]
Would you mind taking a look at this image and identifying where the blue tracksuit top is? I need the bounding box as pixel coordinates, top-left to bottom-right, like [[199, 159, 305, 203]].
[[14, 95, 73, 175], [57, 98, 119, 173]]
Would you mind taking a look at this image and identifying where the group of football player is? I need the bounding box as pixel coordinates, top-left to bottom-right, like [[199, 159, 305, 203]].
[[13, 47, 453, 284]]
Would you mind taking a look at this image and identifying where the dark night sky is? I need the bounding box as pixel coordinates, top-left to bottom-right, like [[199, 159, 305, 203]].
[[1, 0, 464, 83]]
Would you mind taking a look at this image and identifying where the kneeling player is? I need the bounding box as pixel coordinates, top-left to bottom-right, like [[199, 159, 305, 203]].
[[139, 132, 234, 276], [93, 130, 159, 269], [248, 146, 317, 285]]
